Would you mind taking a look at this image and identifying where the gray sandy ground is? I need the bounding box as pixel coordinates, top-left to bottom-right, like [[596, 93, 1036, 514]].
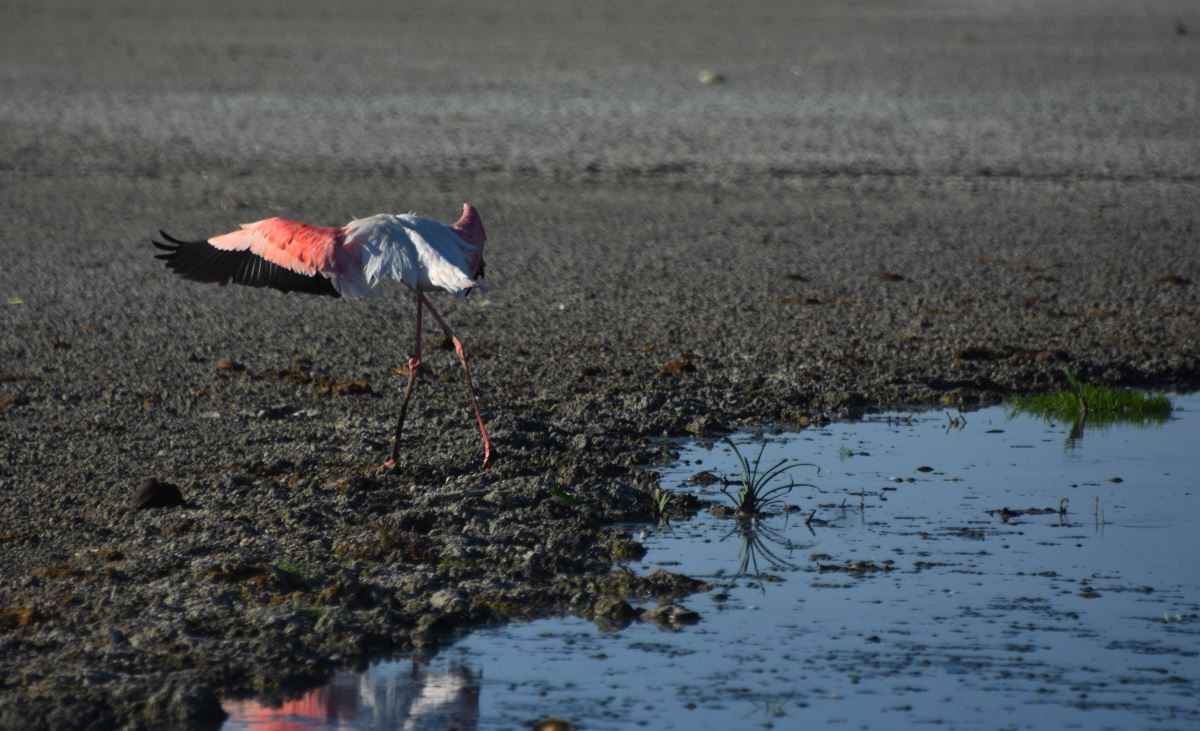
[[1, 1, 1198, 728]]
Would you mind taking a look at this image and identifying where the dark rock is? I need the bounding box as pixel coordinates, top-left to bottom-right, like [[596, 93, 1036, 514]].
[[608, 538, 646, 561], [592, 597, 635, 627], [641, 602, 701, 627], [130, 479, 184, 510], [644, 569, 708, 597]]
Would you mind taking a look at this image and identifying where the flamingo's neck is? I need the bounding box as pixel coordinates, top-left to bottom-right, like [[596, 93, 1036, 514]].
[[450, 203, 486, 276]]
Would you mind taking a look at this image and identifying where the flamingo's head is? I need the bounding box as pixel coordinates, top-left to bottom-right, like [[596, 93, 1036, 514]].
[[450, 203, 486, 277]]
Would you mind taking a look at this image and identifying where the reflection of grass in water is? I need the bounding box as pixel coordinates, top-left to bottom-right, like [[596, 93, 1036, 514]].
[[1011, 369, 1171, 424], [727, 520, 799, 575], [743, 693, 796, 722]]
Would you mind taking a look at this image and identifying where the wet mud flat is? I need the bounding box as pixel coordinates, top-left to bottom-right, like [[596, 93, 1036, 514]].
[[2, 0, 1200, 728], [1, 168, 1197, 729]]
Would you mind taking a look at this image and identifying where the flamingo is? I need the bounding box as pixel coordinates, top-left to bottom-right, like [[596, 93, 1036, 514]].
[[152, 203, 494, 470]]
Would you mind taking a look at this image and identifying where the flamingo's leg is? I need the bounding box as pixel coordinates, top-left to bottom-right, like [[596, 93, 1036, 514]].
[[385, 292, 423, 469], [420, 293, 494, 470]]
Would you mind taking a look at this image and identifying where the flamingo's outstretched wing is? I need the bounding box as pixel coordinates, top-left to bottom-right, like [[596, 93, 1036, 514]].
[[152, 218, 343, 297]]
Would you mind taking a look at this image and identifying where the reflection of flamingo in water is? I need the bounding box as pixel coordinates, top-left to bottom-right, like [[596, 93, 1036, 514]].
[[222, 682, 361, 731], [223, 659, 480, 731], [363, 660, 480, 731]]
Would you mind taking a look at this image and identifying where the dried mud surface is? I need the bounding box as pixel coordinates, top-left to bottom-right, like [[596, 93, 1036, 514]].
[[1, 1, 1199, 728]]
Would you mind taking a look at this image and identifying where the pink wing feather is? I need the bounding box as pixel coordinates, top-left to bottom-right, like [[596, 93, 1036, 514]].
[[153, 218, 349, 297], [208, 218, 345, 277]]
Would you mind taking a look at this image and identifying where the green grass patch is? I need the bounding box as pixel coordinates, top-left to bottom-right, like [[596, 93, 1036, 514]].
[[1011, 369, 1172, 424], [275, 559, 321, 581], [721, 438, 819, 516], [549, 487, 582, 507], [436, 558, 482, 575], [650, 486, 673, 523]]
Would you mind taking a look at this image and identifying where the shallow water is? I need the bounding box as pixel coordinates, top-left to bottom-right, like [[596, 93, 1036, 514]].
[[223, 393, 1200, 730]]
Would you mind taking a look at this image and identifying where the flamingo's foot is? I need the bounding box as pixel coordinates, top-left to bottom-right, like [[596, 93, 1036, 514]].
[[482, 447, 494, 471], [375, 458, 398, 474]]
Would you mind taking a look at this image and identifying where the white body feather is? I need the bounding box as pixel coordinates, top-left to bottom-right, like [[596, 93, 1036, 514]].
[[339, 213, 484, 299]]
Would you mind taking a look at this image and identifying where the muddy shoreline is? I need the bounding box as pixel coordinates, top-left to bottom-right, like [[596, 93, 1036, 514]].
[[3, 1, 1200, 728], [2, 212, 1196, 729]]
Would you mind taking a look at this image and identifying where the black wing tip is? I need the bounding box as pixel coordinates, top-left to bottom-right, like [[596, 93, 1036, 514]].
[[151, 229, 340, 298], [158, 230, 194, 245], [153, 230, 203, 253]]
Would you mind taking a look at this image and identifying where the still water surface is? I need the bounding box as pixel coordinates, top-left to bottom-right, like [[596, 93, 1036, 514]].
[[224, 393, 1200, 730]]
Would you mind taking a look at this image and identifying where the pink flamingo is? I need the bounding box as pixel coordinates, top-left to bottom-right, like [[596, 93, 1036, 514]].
[[153, 203, 493, 470]]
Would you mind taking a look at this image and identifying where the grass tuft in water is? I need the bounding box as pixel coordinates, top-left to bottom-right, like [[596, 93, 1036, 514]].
[[721, 438, 818, 516], [1011, 369, 1172, 424], [650, 487, 674, 523]]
